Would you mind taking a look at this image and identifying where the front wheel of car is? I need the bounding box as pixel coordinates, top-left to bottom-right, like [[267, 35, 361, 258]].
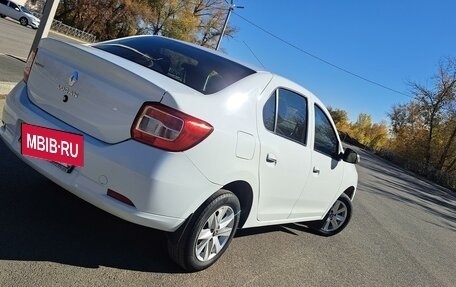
[[309, 193, 352, 236], [19, 17, 28, 26], [167, 190, 240, 271]]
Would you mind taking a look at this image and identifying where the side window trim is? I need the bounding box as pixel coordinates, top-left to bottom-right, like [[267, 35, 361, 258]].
[[262, 87, 309, 146], [273, 89, 279, 133], [313, 104, 340, 157]]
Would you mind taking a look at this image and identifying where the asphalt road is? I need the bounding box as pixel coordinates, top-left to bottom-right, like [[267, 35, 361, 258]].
[[1, 15, 456, 287], [0, 17, 84, 94], [0, 17, 84, 60], [0, 139, 455, 287]]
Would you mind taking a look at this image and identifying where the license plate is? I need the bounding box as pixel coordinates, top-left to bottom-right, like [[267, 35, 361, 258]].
[[21, 123, 84, 167]]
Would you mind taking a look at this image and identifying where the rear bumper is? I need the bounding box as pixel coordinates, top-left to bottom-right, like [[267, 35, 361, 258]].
[[1, 82, 221, 232]]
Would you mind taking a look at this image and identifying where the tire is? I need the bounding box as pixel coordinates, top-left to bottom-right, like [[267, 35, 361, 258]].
[[19, 17, 28, 26], [309, 193, 352, 236], [0, 14, 6, 18], [167, 190, 240, 271]]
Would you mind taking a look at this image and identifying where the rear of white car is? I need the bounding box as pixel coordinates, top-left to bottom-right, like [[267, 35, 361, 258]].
[[1, 37, 256, 231], [1, 35, 358, 271]]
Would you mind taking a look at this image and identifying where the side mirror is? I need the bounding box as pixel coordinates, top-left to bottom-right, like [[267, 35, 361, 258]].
[[341, 148, 360, 164], [15, 7, 20, 11]]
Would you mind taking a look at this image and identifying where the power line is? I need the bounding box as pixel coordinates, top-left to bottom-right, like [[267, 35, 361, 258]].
[[242, 40, 266, 69], [233, 12, 413, 98]]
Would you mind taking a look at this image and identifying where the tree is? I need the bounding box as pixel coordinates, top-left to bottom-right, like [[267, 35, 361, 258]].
[[351, 113, 372, 145], [327, 107, 350, 134], [327, 107, 388, 151], [388, 57, 456, 173], [142, 0, 235, 48], [56, 0, 152, 40], [388, 102, 427, 160], [409, 57, 456, 170], [55, 0, 236, 47]]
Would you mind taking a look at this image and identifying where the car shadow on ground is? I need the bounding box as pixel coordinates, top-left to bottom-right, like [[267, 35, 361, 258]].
[[0, 140, 319, 273], [1, 17, 35, 30], [0, 140, 182, 273], [236, 222, 320, 238]]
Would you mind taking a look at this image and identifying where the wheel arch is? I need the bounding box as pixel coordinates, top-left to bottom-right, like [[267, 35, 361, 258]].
[[343, 186, 356, 200], [222, 180, 253, 229]]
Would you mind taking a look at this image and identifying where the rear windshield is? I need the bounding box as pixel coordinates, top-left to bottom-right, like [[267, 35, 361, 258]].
[[93, 37, 255, 95]]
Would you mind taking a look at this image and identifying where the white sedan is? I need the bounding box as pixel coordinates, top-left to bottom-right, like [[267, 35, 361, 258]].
[[0, 0, 40, 29], [0, 35, 359, 271]]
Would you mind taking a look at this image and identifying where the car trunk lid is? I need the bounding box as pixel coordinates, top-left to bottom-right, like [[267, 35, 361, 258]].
[[26, 38, 182, 143]]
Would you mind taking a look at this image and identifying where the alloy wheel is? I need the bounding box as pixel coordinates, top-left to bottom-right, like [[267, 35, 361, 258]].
[[322, 199, 348, 232], [195, 205, 235, 262]]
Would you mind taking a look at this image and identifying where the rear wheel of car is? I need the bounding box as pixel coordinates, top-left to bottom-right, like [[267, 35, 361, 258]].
[[19, 17, 28, 26], [309, 193, 352, 236], [0, 14, 6, 18], [167, 190, 240, 271]]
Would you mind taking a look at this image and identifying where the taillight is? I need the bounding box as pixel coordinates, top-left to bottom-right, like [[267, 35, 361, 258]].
[[23, 49, 37, 83], [131, 103, 213, 152]]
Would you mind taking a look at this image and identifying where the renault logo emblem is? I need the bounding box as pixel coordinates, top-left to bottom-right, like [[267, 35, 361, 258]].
[[68, 71, 79, 87]]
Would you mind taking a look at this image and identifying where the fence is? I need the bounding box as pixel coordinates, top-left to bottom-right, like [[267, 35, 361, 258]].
[[376, 149, 456, 191], [32, 12, 97, 43]]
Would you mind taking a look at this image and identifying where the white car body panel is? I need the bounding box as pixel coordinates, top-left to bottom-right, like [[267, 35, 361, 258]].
[[255, 75, 313, 221], [0, 36, 358, 234], [1, 82, 222, 232]]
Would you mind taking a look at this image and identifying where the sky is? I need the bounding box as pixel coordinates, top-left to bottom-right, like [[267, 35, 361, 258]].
[[220, 0, 456, 123]]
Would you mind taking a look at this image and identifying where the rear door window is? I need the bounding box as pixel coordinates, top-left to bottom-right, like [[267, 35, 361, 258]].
[[8, 1, 18, 9], [262, 88, 308, 145]]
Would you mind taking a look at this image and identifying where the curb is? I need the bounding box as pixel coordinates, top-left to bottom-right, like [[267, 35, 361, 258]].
[[0, 81, 16, 96]]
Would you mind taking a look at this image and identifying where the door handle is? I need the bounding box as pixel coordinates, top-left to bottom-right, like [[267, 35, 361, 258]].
[[313, 167, 320, 174], [266, 153, 277, 164]]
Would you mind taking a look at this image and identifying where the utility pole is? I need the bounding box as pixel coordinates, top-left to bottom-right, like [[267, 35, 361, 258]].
[[216, 0, 243, 51], [29, 0, 59, 57]]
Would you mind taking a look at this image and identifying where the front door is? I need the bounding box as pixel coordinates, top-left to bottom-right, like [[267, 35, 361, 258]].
[[290, 104, 345, 219]]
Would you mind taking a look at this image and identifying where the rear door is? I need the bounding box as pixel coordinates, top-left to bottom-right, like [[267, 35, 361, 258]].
[[0, 0, 8, 15], [7, 1, 21, 20], [257, 84, 312, 221]]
